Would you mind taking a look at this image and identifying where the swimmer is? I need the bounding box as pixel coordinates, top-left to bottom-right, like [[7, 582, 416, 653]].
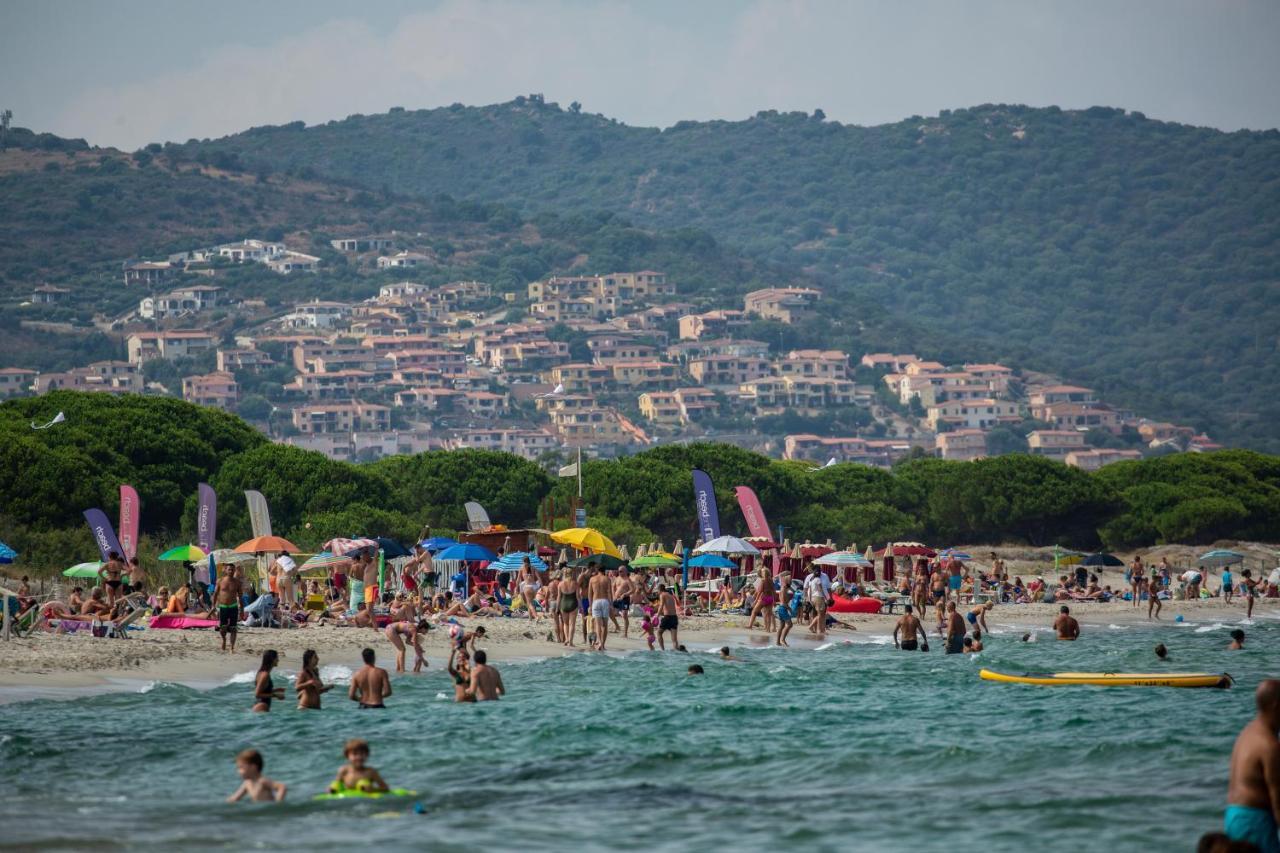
[[468, 650, 504, 701], [1054, 605, 1080, 641], [295, 649, 333, 710], [893, 604, 928, 652], [1155, 643, 1169, 660], [226, 749, 287, 802], [962, 637, 975, 654], [970, 628, 984, 652], [688, 664, 704, 675], [447, 647, 476, 703], [349, 647, 392, 709], [1224, 680, 1280, 851], [253, 650, 285, 713], [1229, 629, 1246, 651], [1022, 632, 1037, 643], [719, 646, 742, 661], [330, 739, 389, 795]]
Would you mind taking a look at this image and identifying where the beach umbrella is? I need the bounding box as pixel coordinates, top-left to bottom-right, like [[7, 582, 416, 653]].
[[491, 552, 548, 572], [209, 548, 256, 565], [435, 543, 498, 563], [876, 543, 936, 558], [567, 554, 625, 571], [373, 537, 411, 558], [158, 544, 207, 562], [233, 535, 299, 554], [694, 535, 760, 556], [299, 552, 352, 571], [1197, 549, 1244, 568], [550, 528, 622, 558], [0, 541, 16, 564], [688, 554, 736, 570], [938, 549, 973, 562], [1081, 553, 1124, 568], [1053, 547, 1086, 568], [632, 553, 681, 568], [63, 561, 104, 578], [619, 544, 632, 561], [322, 537, 379, 556], [813, 551, 872, 567], [420, 536, 460, 553]]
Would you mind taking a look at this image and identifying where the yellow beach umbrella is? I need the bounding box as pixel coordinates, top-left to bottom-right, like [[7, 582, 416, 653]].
[[550, 527, 622, 559]]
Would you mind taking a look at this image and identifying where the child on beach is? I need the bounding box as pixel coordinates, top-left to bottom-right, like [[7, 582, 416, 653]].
[[226, 749, 287, 802], [775, 597, 794, 646], [640, 612, 656, 649], [330, 739, 389, 795]]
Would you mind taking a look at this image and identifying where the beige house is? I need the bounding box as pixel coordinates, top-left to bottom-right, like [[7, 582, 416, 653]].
[[743, 287, 821, 323], [936, 429, 987, 461], [688, 356, 770, 386], [182, 371, 238, 410], [1027, 430, 1087, 460], [1064, 448, 1143, 471], [0, 367, 36, 398], [926, 398, 1020, 431], [126, 331, 216, 365], [292, 402, 391, 434]]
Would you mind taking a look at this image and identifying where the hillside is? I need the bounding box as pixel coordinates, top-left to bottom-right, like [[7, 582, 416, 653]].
[[173, 100, 1280, 451]]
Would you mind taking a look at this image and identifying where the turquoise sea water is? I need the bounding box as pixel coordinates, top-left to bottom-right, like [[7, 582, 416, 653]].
[[1, 617, 1274, 852]]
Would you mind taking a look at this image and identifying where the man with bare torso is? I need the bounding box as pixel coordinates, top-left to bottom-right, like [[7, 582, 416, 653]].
[[361, 553, 379, 608], [943, 601, 966, 654], [349, 647, 392, 709], [1054, 605, 1080, 641], [468, 649, 505, 701], [655, 586, 679, 650], [612, 567, 634, 638], [893, 604, 928, 652], [214, 564, 243, 653], [587, 566, 612, 650], [1224, 680, 1280, 852]]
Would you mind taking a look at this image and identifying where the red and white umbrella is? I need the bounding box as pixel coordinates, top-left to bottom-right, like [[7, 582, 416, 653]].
[[323, 537, 379, 556]]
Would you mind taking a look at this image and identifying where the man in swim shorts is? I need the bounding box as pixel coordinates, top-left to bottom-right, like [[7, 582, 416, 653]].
[[612, 567, 634, 638], [894, 604, 928, 652], [1225, 679, 1280, 853], [213, 564, 243, 653], [967, 601, 993, 632], [587, 565, 612, 651], [1054, 605, 1080, 641], [943, 601, 966, 654], [947, 559, 963, 605], [349, 647, 392, 709], [655, 585, 680, 650]]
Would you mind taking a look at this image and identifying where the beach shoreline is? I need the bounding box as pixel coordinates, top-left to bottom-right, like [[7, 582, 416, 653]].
[[1, 598, 1271, 703]]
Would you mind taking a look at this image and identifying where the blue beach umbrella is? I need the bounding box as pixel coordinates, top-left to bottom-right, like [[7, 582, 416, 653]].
[[435, 543, 498, 563], [688, 554, 736, 570], [420, 536, 460, 553], [938, 549, 973, 561], [0, 541, 16, 564], [491, 552, 547, 572], [1197, 549, 1244, 568]]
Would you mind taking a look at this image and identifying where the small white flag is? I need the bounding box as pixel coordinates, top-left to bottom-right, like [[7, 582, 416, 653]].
[[558, 463, 578, 478], [31, 411, 66, 430]]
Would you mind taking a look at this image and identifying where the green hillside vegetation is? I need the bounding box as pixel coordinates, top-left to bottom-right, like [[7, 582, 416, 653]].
[[175, 99, 1280, 451], [3, 393, 1277, 574]]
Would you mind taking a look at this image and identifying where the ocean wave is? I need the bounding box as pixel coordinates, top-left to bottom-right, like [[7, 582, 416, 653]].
[[226, 670, 256, 685], [1194, 623, 1229, 633], [135, 681, 158, 693]]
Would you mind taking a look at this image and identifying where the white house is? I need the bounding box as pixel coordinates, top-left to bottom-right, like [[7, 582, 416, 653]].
[[377, 251, 429, 270]]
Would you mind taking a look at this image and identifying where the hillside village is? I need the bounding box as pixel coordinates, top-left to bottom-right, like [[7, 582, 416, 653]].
[[4, 234, 1222, 468]]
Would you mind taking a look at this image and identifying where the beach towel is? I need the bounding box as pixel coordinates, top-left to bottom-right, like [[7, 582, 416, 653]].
[[148, 615, 219, 630]]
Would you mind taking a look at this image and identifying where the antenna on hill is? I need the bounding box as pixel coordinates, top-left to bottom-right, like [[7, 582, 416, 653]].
[[0, 110, 12, 149]]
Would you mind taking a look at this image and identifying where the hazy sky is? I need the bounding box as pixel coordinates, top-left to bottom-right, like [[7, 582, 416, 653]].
[[4, 0, 1279, 150]]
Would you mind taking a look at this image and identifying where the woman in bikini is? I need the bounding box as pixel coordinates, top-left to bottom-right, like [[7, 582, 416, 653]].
[[517, 558, 542, 621], [385, 618, 430, 673], [295, 649, 333, 710], [447, 647, 476, 703], [1129, 555, 1145, 609], [253, 649, 285, 713]]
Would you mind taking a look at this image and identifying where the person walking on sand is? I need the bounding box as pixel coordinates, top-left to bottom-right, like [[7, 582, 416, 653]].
[[349, 647, 392, 709], [1224, 680, 1280, 852], [557, 568, 579, 647], [588, 565, 612, 651], [894, 604, 928, 652], [1054, 605, 1080, 641], [1242, 570, 1259, 620], [1129, 555, 1145, 609], [1148, 574, 1163, 620], [253, 650, 285, 712], [517, 557, 541, 621], [214, 564, 243, 653], [1222, 564, 1236, 604], [656, 585, 680, 650], [613, 566, 635, 638], [805, 567, 830, 637], [468, 649, 505, 701], [295, 649, 333, 710]]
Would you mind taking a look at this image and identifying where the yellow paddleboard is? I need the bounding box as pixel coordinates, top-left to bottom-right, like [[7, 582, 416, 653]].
[[979, 669, 1232, 689]]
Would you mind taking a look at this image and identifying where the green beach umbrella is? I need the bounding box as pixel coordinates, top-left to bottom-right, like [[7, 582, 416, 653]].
[[63, 561, 105, 578], [632, 553, 681, 568], [159, 544, 208, 562]]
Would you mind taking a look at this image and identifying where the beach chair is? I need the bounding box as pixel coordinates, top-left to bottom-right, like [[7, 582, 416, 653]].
[[107, 602, 148, 638], [303, 593, 326, 614], [3, 597, 38, 639]]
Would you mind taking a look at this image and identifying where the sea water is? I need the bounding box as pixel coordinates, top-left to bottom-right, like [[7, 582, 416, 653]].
[[1, 620, 1272, 851]]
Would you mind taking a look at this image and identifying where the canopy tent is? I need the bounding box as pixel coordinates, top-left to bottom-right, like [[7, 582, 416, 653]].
[[550, 528, 622, 559]]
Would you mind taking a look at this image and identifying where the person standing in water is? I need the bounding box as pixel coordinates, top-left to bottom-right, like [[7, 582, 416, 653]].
[[894, 604, 928, 652], [385, 618, 429, 673], [295, 649, 333, 710], [655, 585, 680, 650], [214, 564, 243, 653], [943, 601, 966, 654], [468, 650, 505, 701], [253, 649, 285, 712], [1054, 605, 1080, 641], [1242, 570, 1259, 620], [349, 647, 392, 709], [227, 749, 287, 802], [1224, 680, 1280, 852]]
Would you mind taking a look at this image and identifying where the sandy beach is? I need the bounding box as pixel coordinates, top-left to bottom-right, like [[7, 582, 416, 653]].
[[2, 596, 1272, 702]]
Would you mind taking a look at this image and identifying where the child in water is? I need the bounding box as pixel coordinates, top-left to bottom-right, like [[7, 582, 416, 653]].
[[330, 739, 389, 795], [226, 749, 287, 802]]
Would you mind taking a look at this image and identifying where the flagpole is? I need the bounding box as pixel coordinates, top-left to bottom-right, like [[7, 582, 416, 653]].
[[576, 446, 583, 500]]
